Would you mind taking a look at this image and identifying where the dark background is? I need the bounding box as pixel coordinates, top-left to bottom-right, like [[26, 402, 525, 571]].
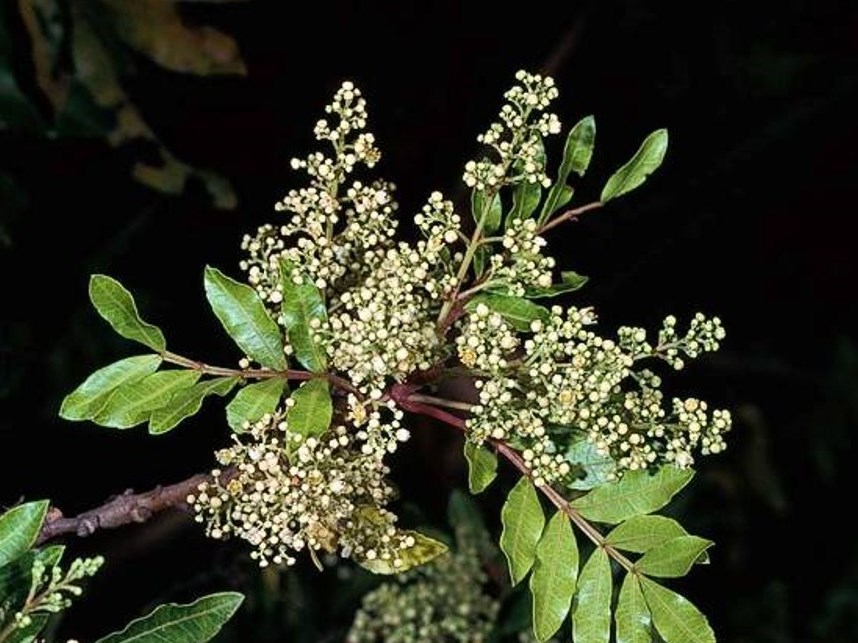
[[2, 1, 858, 641]]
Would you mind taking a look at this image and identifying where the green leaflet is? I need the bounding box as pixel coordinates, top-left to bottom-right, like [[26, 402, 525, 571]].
[[606, 515, 689, 553], [565, 438, 617, 490], [463, 441, 497, 494], [34, 544, 65, 570], [0, 551, 36, 614], [640, 577, 715, 643], [509, 180, 542, 225], [466, 293, 549, 332], [529, 511, 578, 642], [226, 378, 286, 432], [615, 573, 651, 643], [600, 129, 668, 202], [149, 376, 239, 434], [473, 244, 490, 278], [204, 265, 286, 370], [471, 188, 502, 234], [525, 270, 590, 300], [636, 536, 713, 578], [89, 275, 166, 352], [279, 262, 328, 372], [500, 477, 545, 585], [0, 500, 48, 567], [287, 379, 333, 437], [539, 115, 595, 224], [571, 466, 694, 524], [94, 592, 244, 643], [94, 370, 201, 429], [60, 355, 162, 421], [571, 548, 612, 643]]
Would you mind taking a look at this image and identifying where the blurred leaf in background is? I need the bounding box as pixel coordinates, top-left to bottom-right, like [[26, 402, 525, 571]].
[[2, 0, 249, 208]]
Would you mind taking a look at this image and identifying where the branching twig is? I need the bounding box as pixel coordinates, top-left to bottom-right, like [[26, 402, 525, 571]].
[[36, 470, 233, 545], [537, 201, 604, 235]]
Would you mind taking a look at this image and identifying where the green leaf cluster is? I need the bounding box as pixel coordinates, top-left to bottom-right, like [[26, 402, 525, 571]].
[[494, 467, 715, 642]]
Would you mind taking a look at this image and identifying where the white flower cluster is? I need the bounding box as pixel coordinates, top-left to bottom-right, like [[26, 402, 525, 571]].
[[488, 217, 555, 296], [190, 412, 420, 569], [619, 313, 727, 370], [455, 302, 518, 372], [464, 70, 561, 191], [464, 306, 731, 483]]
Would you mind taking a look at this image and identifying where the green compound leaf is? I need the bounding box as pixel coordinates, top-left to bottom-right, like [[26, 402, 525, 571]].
[[600, 129, 668, 202], [565, 438, 617, 490], [526, 270, 590, 299], [94, 592, 244, 643], [539, 115, 595, 223], [356, 530, 448, 575], [571, 466, 694, 525], [94, 370, 201, 429], [279, 263, 328, 372], [149, 376, 239, 434], [0, 501, 48, 567], [606, 515, 690, 554], [571, 548, 612, 643], [472, 188, 502, 234], [287, 379, 333, 438], [60, 355, 162, 421], [89, 275, 166, 352], [509, 180, 542, 225], [467, 293, 549, 332], [500, 477, 545, 585], [636, 536, 713, 578], [529, 511, 579, 642], [615, 573, 652, 643], [640, 578, 715, 643], [204, 266, 286, 370], [226, 377, 286, 432], [463, 441, 498, 494]]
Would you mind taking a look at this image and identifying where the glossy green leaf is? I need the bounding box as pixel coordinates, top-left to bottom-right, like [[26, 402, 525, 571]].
[[95, 370, 201, 429], [606, 515, 689, 554], [467, 293, 549, 331], [6, 614, 49, 643], [509, 181, 542, 225], [94, 592, 244, 643], [565, 438, 617, 490], [0, 501, 48, 566], [615, 573, 651, 643], [600, 129, 668, 202], [226, 378, 286, 432], [463, 441, 498, 494], [571, 466, 694, 524], [526, 271, 590, 299], [539, 115, 595, 223], [500, 477, 545, 585], [60, 355, 162, 421], [279, 263, 328, 371], [472, 188, 502, 234], [287, 379, 333, 437], [530, 512, 578, 642], [89, 275, 166, 352], [149, 376, 239, 434], [204, 266, 286, 370], [34, 544, 65, 570], [473, 244, 490, 278], [571, 548, 612, 643], [640, 578, 715, 643], [636, 536, 713, 578]]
